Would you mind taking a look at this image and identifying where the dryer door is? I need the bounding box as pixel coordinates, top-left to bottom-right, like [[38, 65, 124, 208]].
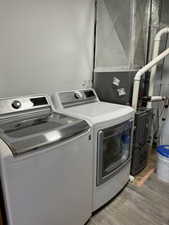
[[97, 120, 133, 186]]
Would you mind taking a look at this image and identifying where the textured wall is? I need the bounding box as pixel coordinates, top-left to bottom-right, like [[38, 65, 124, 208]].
[[147, 0, 169, 144], [95, 0, 131, 70], [95, 0, 149, 71], [158, 0, 169, 144], [0, 0, 94, 98]]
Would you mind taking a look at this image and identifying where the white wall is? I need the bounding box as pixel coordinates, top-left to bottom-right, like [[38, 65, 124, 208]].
[[0, 0, 94, 98]]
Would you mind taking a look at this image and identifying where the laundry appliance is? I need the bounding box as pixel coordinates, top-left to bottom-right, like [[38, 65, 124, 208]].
[[52, 89, 135, 211], [0, 95, 93, 225], [94, 71, 138, 106], [131, 108, 153, 175], [94, 71, 153, 175]]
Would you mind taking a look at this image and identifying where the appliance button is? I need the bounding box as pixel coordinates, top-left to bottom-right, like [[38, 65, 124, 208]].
[[74, 92, 83, 99], [12, 100, 21, 109]]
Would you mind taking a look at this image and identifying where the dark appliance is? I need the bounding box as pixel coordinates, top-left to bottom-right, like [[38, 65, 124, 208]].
[[94, 71, 138, 105], [131, 108, 153, 175], [94, 71, 153, 175]]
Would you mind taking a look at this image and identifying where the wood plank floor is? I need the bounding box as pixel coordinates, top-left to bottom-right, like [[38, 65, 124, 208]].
[[88, 174, 169, 225]]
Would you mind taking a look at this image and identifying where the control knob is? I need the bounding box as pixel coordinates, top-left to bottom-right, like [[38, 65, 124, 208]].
[[12, 100, 21, 109], [74, 91, 83, 99]]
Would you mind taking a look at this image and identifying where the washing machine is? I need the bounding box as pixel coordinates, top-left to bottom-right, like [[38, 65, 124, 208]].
[[0, 95, 93, 225], [52, 89, 135, 211]]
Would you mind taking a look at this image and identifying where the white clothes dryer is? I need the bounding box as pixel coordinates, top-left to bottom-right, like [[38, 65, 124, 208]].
[[52, 89, 135, 211]]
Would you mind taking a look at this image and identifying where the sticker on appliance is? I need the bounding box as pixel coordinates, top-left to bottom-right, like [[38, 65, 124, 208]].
[[117, 88, 126, 96], [112, 77, 120, 86]]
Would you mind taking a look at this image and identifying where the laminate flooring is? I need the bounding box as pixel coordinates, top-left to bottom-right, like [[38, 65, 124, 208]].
[[88, 174, 169, 225]]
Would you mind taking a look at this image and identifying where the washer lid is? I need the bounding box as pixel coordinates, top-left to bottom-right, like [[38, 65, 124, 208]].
[[0, 112, 89, 156]]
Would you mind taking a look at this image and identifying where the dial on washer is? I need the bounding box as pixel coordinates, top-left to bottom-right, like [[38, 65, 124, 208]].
[[12, 100, 21, 109], [74, 91, 83, 99]]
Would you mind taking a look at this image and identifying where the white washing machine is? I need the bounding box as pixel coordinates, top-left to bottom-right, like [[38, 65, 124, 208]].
[[0, 95, 93, 225], [52, 89, 135, 211]]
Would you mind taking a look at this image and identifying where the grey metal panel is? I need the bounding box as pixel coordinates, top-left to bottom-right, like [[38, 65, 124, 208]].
[[158, 0, 169, 79], [148, 0, 168, 88], [148, 0, 161, 61], [147, 0, 169, 143], [95, 0, 149, 70], [160, 39, 169, 85], [95, 0, 131, 69], [94, 71, 137, 105], [158, 37, 169, 143], [132, 0, 148, 68], [159, 0, 169, 26]]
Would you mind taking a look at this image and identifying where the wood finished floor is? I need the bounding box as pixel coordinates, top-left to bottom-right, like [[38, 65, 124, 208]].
[[88, 174, 169, 225]]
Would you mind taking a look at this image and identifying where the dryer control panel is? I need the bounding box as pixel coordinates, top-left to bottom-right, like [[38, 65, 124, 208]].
[[59, 89, 98, 108]]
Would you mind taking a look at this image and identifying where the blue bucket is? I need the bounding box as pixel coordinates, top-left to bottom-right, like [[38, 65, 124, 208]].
[[156, 145, 169, 183], [157, 145, 169, 158]]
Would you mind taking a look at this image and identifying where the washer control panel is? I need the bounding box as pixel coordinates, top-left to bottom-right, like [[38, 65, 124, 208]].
[[0, 96, 50, 115], [59, 89, 97, 108]]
